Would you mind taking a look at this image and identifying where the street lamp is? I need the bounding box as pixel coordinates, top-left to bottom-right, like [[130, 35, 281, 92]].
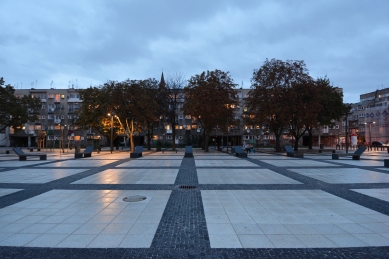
[[365, 121, 375, 145], [108, 113, 114, 153]]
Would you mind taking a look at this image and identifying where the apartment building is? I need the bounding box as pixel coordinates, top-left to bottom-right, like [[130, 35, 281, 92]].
[[10, 88, 100, 148], [351, 88, 389, 144]]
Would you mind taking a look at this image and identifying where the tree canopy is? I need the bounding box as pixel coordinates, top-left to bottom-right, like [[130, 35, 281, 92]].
[[0, 77, 41, 132], [75, 78, 160, 151], [183, 69, 238, 152]]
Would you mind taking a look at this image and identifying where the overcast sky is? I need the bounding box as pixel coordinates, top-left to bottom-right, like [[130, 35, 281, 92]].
[[1, 0, 388, 103]]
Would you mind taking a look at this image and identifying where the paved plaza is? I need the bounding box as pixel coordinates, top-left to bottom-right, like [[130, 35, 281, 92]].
[[0, 148, 389, 258]]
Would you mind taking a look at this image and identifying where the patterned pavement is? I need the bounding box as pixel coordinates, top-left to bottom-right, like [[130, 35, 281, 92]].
[[0, 148, 389, 258]]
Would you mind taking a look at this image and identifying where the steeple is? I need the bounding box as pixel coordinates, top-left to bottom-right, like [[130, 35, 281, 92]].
[[159, 71, 165, 88]]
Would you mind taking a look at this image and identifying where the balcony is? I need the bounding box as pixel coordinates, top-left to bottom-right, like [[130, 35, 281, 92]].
[[68, 109, 74, 114]]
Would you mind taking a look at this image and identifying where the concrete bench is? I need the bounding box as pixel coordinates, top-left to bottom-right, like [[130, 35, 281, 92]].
[[12, 147, 47, 161], [130, 146, 143, 158], [285, 146, 304, 158], [234, 146, 247, 158], [184, 146, 193, 158], [75, 146, 94, 158], [332, 147, 366, 160]]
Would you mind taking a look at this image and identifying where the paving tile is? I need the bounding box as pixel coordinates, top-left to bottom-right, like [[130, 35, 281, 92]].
[[238, 234, 274, 248], [87, 234, 126, 248]]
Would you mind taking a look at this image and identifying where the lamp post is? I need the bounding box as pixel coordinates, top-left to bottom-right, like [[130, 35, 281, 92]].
[[108, 113, 113, 153], [365, 121, 375, 145]]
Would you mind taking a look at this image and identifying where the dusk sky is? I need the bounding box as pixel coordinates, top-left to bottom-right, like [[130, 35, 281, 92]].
[[1, 0, 388, 103]]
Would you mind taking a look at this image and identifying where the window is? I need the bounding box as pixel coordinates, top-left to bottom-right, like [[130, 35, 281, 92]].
[[166, 135, 172, 139], [61, 94, 65, 99], [166, 125, 171, 130], [61, 115, 64, 119], [335, 125, 339, 129], [55, 94, 60, 102], [179, 125, 183, 130], [68, 115, 72, 119], [186, 125, 191, 130], [192, 124, 197, 129], [48, 115, 54, 119], [41, 104, 45, 109], [42, 126, 45, 130], [41, 115, 45, 119], [48, 94, 54, 98]]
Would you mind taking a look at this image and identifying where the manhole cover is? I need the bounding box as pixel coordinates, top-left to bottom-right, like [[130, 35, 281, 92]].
[[179, 185, 196, 189], [123, 195, 147, 202]]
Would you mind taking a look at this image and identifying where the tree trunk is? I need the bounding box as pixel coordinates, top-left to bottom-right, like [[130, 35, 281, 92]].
[[147, 129, 151, 150], [275, 134, 282, 152], [204, 132, 209, 152], [172, 125, 176, 151], [308, 128, 313, 149], [294, 136, 300, 151]]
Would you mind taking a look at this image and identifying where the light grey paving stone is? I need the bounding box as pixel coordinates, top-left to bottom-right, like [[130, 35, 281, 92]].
[[0, 233, 41, 246], [258, 224, 291, 235], [46, 223, 82, 234], [353, 233, 389, 246], [209, 234, 242, 248], [207, 223, 236, 235], [128, 223, 159, 235], [284, 224, 319, 234], [227, 215, 256, 224], [0, 233, 13, 242], [100, 223, 134, 235], [26, 234, 67, 247], [299, 215, 331, 224], [295, 234, 337, 248], [19, 223, 57, 234], [251, 214, 280, 224], [290, 168, 389, 184], [15, 215, 47, 224], [238, 234, 274, 248], [311, 224, 348, 235], [342, 214, 380, 223], [232, 223, 264, 235], [1, 223, 30, 233], [361, 223, 389, 233], [38, 215, 69, 224], [56, 234, 96, 248], [272, 214, 305, 224], [266, 234, 306, 248], [73, 223, 108, 235], [135, 214, 163, 223], [87, 234, 126, 248], [324, 234, 369, 247], [119, 234, 154, 248], [336, 223, 375, 234]]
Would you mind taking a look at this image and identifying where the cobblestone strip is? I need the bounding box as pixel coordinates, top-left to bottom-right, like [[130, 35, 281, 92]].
[[151, 157, 210, 249]]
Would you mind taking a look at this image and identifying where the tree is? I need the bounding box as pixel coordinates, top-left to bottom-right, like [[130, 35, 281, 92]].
[[305, 76, 349, 149], [0, 77, 41, 132], [158, 72, 186, 151], [75, 85, 120, 146], [183, 70, 238, 152], [77, 79, 161, 152], [247, 59, 313, 152]]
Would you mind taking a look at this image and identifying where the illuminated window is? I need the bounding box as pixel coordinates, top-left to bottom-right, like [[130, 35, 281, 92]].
[[186, 125, 191, 130]]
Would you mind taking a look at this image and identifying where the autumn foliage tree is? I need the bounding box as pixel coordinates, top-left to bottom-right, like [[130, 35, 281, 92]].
[[304, 77, 349, 149], [76, 79, 160, 151], [183, 70, 238, 152]]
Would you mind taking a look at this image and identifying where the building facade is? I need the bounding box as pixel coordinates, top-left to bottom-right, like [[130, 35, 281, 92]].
[[10, 87, 102, 149]]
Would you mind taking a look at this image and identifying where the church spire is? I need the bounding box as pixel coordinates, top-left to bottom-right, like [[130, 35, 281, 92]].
[[159, 71, 165, 88]]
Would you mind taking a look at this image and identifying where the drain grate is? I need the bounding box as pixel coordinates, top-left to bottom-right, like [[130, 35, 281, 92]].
[[179, 185, 196, 189], [123, 195, 147, 202]]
